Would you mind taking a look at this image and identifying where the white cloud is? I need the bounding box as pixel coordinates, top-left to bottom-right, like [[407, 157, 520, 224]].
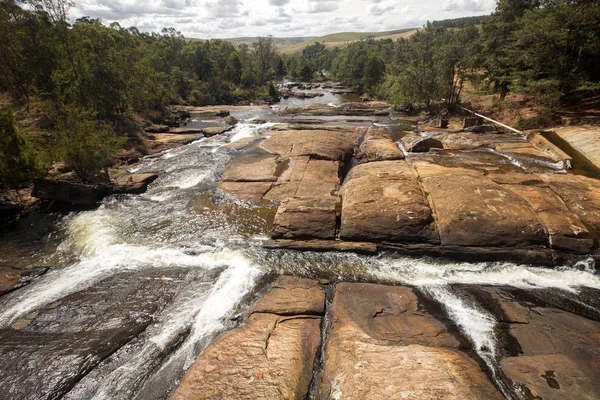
[[69, 0, 497, 39]]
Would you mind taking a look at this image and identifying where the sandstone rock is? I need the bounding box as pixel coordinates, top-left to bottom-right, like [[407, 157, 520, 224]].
[[415, 162, 547, 247], [358, 126, 405, 162], [276, 102, 389, 117], [0, 266, 49, 296], [224, 115, 238, 125], [0, 268, 193, 400], [115, 173, 158, 186], [251, 276, 325, 315], [221, 154, 279, 182], [433, 132, 491, 150], [145, 125, 170, 133], [32, 179, 100, 206], [340, 161, 439, 244], [218, 181, 273, 202], [505, 183, 594, 253], [259, 130, 360, 161], [401, 133, 444, 152], [552, 125, 600, 172], [171, 313, 321, 400], [538, 173, 600, 233], [316, 283, 502, 400], [272, 196, 338, 240], [263, 239, 378, 255], [465, 125, 498, 133], [496, 292, 600, 400]]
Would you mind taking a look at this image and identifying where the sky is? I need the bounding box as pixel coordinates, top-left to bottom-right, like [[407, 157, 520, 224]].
[[69, 0, 498, 39]]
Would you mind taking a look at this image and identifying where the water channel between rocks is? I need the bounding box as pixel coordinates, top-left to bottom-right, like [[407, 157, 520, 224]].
[[1, 91, 599, 400]]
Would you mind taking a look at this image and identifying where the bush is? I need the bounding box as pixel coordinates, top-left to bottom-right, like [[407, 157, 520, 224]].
[[56, 108, 124, 184], [0, 109, 43, 187]]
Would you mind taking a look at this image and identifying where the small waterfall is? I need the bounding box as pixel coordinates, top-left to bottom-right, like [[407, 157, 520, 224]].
[[422, 286, 522, 400]]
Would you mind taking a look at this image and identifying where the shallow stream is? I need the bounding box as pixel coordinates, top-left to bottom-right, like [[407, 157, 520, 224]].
[[0, 91, 599, 399]]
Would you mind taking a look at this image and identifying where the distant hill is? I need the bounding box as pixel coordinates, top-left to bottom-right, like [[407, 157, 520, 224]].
[[189, 15, 490, 54]]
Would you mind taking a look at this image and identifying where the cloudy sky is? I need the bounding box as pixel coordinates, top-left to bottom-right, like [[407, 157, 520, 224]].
[[69, 0, 497, 39]]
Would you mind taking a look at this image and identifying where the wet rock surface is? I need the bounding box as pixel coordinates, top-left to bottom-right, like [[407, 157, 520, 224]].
[[340, 160, 438, 243], [459, 286, 600, 400], [358, 126, 405, 162], [316, 283, 503, 400], [0, 268, 212, 400], [170, 276, 324, 400], [0, 265, 49, 296], [218, 122, 600, 264], [275, 102, 390, 117]]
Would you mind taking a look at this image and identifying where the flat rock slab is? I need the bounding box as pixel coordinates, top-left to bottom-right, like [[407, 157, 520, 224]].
[[553, 126, 600, 172], [504, 182, 594, 253], [221, 153, 279, 182], [276, 102, 389, 117], [538, 173, 600, 233], [316, 283, 502, 400], [272, 196, 338, 240], [340, 161, 439, 243], [251, 276, 325, 316], [171, 276, 325, 400], [218, 181, 273, 202], [476, 287, 600, 400], [259, 129, 361, 161], [358, 127, 405, 162], [414, 162, 547, 247], [0, 268, 200, 399]]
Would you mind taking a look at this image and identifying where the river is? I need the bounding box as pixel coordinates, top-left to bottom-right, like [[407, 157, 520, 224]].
[[0, 89, 599, 399]]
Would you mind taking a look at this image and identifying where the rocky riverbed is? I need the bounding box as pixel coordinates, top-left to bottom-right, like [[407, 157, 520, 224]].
[[1, 87, 599, 400]]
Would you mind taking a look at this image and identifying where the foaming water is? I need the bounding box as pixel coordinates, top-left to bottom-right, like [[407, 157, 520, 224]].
[[1, 116, 599, 399]]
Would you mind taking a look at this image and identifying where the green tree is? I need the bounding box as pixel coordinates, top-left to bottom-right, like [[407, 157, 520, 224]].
[[56, 108, 123, 184], [0, 109, 43, 187]]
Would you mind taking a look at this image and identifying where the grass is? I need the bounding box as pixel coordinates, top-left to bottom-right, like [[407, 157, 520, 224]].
[[188, 28, 419, 54]]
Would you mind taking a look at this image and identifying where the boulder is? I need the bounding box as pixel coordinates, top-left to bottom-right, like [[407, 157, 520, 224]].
[[32, 179, 100, 206], [401, 133, 444, 152], [358, 127, 405, 162], [316, 283, 503, 400], [414, 163, 548, 247], [114, 173, 158, 186], [0, 201, 22, 228], [464, 116, 483, 129], [215, 110, 230, 117], [340, 161, 439, 244], [145, 125, 170, 134], [224, 115, 238, 125]]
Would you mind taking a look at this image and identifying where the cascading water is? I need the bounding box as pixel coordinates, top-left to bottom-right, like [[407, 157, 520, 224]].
[[1, 104, 599, 399]]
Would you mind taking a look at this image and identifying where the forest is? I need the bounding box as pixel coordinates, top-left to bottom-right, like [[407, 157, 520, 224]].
[[1, 0, 599, 189], [285, 0, 600, 112]]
